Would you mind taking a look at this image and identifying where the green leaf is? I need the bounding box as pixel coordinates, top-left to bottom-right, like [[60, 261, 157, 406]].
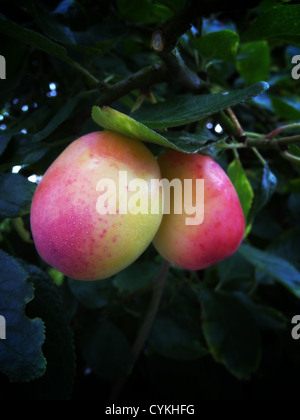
[[267, 228, 300, 271], [92, 83, 268, 152], [218, 252, 254, 287], [238, 244, 300, 298], [271, 96, 300, 121], [131, 82, 269, 128], [0, 173, 36, 220], [47, 268, 65, 287], [162, 130, 225, 152], [0, 250, 46, 382], [32, 92, 84, 142], [237, 41, 271, 84], [113, 260, 159, 292], [26, 1, 77, 46], [288, 144, 300, 160], [0, 134, 52, 171], [281, 178, 300, 193], [79, 319, 132, 382], [234, 292, 287, 331], [199, 286, 261, 379], [68, 278, 112, 309], [116, 0, 172, 24], [248, 165, 277, 223], [242, 5, 300, 46], [16, 263, 75, 400], [227, 158, 254, 222], [0, 35, 28, 109], [193, 29, 239, 62], [148, 315, 209, 361], [0, 14, 67, 59], [92, 106, 222, 153], [0, 133, 12, 157]]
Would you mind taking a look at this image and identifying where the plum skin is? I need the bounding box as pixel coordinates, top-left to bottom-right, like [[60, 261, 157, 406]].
[[30, 131, 163, 281], [152, 150, 245, 270]]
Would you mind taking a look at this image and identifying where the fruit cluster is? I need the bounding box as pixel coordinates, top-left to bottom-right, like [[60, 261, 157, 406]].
[[30, 131, 245, 281]]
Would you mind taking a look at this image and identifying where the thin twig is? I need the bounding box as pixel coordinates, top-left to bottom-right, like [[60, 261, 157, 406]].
[[110, 259, 170, 400], [246, 134, 300, 148], [251, 147, 267, 167], [97, 63, 168, 106], [226, 108, 245, 138], [281, 151, 300, 165], [266, 123, 300, 139]]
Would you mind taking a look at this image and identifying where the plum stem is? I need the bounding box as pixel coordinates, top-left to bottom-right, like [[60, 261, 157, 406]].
[[251, 147, 267, 167], [281, 151, 300, 165], [110, 258, 170, 400], [266, 123, 300, 139]]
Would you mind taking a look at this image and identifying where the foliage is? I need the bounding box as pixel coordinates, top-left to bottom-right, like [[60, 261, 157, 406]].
[[0, 0, 300, 401]]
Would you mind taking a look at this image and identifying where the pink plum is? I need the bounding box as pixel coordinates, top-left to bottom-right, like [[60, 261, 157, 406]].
[[30, 131, 163, 280], [152, 150, 245, 270]]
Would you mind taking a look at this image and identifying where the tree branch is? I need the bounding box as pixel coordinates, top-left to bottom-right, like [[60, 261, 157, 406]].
[[246, 134, 300, 148], [149, 0, 261, 93], [151, 46, 202, 92], [110, 259, 170, 400], [153, 0, 262, 54], [97, 63, 168, 106]]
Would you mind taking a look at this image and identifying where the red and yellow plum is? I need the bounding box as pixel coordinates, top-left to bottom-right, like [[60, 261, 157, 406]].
[[30, 131, 162, 280], [152, 150, 245, 270]]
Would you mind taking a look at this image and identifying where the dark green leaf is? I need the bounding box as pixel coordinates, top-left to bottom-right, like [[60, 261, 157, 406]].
[[288, 144, 300, 159], [16, 263, 75, 400], [68, 278, 112, 309], [218, 252, 254, 285], [0, 133, 12, 157], [268, 228, 300, 271], [0, 35, 28, 109], [113, 260, 160, 292], [92, 106, 222, 153], [26, 1, 77, 45], [242, 5, 300, 46], [248, 165, 277, 223], [116, 0, 172, 24], [79, 319, 132, 382], [238, 244, 300, 297], [281, 178, 300, 193], [0, 173, 36, 220], [237, 41, 271, 84], [132, 82, 269, 128], [0, 14, 67, 59], [271, 96, 300, 120], [227, 158, 254, 223], [199, 286, 261, 379], [0, 250, 46, 382], [32, 92, 84, 142], [149, 315, 209, 360], [0, 134, 52, 171], [162, 130, 225, 151], [234, 292, 287, 331], [193, 30, 239, 62]]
